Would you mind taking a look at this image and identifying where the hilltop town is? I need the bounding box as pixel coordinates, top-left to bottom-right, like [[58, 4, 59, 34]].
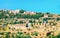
[[0, 9, 60, 38]]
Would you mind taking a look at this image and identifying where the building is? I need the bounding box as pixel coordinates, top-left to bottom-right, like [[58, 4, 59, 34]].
[[9, 10, 20, 14], [9, 24, 26, 29], [44, 14, 48, 18], [26, 23, 32, 29], [23, 11, 36, 15]]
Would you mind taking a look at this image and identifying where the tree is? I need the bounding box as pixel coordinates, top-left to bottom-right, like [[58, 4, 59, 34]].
[[32, 31, 38, 36], [19, 9, 26, 13], [24, 35, 31, 38], [49, 35, 57, 38], [57, 34, 60, 38], [6, 32, 11, 38], [46, 12, 50, 15], [56, 18, 60, 21], [39, 21, 42, 25], [18, 32, 23, 35]]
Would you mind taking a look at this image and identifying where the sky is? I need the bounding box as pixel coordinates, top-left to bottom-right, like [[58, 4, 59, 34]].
[[0, 0, 60, 14]]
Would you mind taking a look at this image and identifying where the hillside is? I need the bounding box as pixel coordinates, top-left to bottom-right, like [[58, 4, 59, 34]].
[[0, 9, 60, 38]]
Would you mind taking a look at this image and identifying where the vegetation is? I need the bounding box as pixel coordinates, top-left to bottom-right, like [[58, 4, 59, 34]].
[[32, 31, 38, 36], [19, 9, 26, 13], [0, 10, 60, 38], [48, 34, 60, 38], [0, 32, 32, 38]]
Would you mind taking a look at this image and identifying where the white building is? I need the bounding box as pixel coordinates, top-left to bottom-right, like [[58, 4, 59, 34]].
[[44, 14, 48, 18], [23, 11, 36, 15], [9, 10, 20, 14]]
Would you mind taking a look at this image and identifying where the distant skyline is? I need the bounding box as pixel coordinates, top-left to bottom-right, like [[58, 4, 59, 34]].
[[0, 0, 60, 14]]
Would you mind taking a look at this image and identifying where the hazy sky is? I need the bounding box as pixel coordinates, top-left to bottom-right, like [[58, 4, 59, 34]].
[[0, 0, 60, 14]]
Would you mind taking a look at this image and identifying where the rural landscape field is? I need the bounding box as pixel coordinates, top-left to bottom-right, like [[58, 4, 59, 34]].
[[0, 9, 60, 38], [0, 0, 60, 38]]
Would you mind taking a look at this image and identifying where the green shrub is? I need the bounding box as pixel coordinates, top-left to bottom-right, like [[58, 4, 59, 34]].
[[57, 34, 60, 38], [24, 35, 31, 38], [18, 32, 23, 35], [32, 31, 38, 36]]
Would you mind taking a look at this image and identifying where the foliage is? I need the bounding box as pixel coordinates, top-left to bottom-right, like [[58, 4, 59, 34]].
[[19, 9, 26, 13], [24, 35, 31, 38], [57, 34, 60, 38], [18, 32, 23, 35], [32, 31, 38, 36], [49, 22, 57, 26], [56, 18, 60, 21], [49, 35, 57, 38]]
